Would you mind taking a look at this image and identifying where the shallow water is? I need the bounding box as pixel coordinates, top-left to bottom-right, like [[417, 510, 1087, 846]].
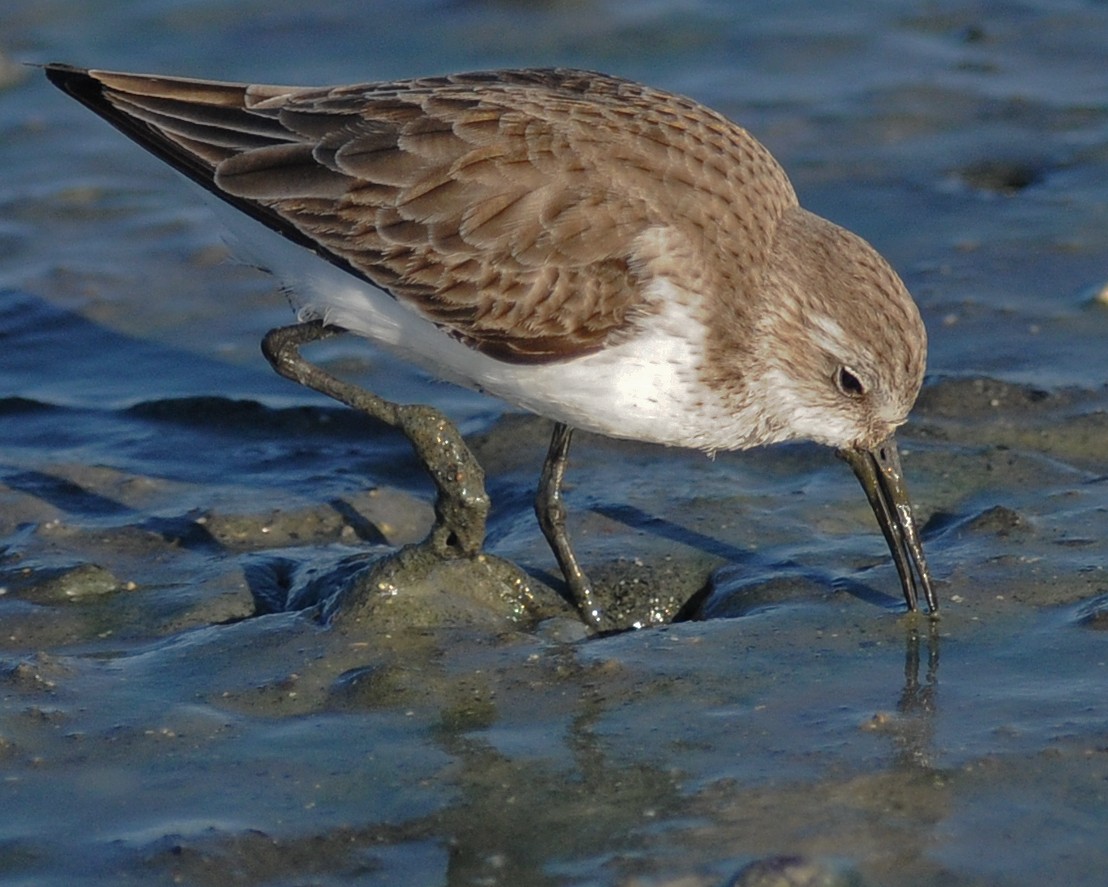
[[2, 2, 1107, 885]]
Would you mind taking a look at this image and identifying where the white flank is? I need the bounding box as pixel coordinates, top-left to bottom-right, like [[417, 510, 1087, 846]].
[[220, 206, 749, 451]]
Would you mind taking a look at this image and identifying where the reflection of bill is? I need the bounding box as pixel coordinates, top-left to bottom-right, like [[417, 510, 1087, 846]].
[[864, 620, 940, 772]]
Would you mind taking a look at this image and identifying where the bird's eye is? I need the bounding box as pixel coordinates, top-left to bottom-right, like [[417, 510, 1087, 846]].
[[835, 366, 866, 397]]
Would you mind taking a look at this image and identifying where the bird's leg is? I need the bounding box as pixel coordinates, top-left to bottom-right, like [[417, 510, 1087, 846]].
[[261, 321, 489, 557], [535, 422, 605, 629]]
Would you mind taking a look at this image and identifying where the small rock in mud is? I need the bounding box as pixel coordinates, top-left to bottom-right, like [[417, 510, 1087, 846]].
[[915, 377, 1052, 417], [924, 504, 1030, 540], [0, 652, 73, 692], [1073, 594, 1108, 630], [724, 854, 861, 887], [5, 562, 121, 603], [955, 158, 1046, 194], [324, 544, 569, 632], [696, 570, 832, 620]]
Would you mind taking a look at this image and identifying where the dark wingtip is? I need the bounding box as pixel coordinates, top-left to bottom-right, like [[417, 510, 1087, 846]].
[[41, 61, 378, 302], [42, 63, 220, 190], [44, 64, 115, 119], [43, 63, 95, 93]]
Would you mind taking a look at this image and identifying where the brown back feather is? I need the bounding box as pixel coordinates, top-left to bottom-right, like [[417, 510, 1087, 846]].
[[46, 65, 797, 363]]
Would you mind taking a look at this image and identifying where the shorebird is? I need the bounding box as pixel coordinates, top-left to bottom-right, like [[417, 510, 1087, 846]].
[[45, 63, 937, 628]]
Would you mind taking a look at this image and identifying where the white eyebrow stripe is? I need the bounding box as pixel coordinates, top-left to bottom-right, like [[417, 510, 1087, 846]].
[[809, 314, 855, 357]]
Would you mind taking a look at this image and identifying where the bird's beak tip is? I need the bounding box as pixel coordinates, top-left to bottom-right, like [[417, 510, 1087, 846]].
[[843, 437, 938, 614]]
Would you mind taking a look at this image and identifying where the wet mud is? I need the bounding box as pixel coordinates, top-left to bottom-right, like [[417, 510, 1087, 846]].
[[3, 1, 1108, 884]]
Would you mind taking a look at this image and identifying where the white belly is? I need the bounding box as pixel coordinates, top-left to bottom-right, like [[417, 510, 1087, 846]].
[[218, 206, 750, 453]]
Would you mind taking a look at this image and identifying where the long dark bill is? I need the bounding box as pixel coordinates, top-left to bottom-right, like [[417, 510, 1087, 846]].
[[839, 438, 938, 614]]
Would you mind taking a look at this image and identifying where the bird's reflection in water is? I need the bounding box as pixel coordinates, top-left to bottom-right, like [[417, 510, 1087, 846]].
[[892, 618, 940, 770]]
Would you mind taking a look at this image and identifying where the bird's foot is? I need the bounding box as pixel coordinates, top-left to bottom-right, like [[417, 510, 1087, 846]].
[[261, 321, 489, 558]]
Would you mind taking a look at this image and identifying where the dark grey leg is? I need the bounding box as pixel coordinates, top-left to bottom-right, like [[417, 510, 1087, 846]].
[[535, 422, 605, 628], [262, 321, 489, 557]]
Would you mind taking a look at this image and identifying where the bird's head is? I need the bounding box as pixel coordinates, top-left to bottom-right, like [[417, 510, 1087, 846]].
[[744, 207, 937, 613]]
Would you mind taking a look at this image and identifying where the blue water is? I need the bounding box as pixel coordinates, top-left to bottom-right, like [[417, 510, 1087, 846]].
[[2, 2, 1107, 885]]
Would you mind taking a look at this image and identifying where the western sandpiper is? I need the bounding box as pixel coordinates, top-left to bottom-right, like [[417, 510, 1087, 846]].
[[45, 64, 937, 628]]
